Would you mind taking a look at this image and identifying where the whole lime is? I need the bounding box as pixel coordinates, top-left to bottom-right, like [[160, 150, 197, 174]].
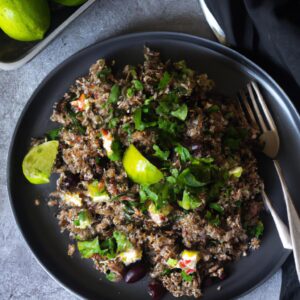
[[0, 0, 50, 42], [53, 0, 87, 6]]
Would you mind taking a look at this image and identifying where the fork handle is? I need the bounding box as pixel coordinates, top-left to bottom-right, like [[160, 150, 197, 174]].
[[262, 191, 292, 250], [274, 160, 300, 282]]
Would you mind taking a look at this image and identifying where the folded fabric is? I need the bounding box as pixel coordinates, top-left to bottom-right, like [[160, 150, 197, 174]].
[[205, 0, 300, 112], [204, 1, 300, 299]]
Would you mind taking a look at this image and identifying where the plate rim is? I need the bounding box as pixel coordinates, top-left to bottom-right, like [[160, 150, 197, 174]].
[[7, 31, 297, 300]]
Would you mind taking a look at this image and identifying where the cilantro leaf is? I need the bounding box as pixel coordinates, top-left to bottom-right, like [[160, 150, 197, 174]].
[[113, 231, 132, 252], [133, 108, 145, 131], [153, 144, 170, 161], [108, 84, 120, 104], [99, 237, 117, 259], [158, 118, 180, 135], [251, 221, 264, 238], [178, 168, 206, 188], [139, 184, 159, 203], [178, 190, 202, 210], [140, 182, 173, 209], [158, 71, 171, 90], [175, 144, 191, 163], [127, 88, 134, 98], [108, 117, 118, 129], [97, 67, 111, 79], [181, 270, 193, 282], [156, 101, 170, 116], [209, 202, 224, 213], [132, 80, 143, 91], [47, 127, 61, 140], [108, 140, 122, 161], [171, 104, 188, 121], [134, 107, 156, 131], [255, 221, 264, 238]]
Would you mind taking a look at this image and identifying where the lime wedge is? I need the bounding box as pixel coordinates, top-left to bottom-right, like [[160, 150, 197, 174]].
[[122, 144, 164, 185], [22, 141, 59, 184]]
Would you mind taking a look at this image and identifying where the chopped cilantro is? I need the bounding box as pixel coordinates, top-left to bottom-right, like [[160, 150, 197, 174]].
[[113, 231, 132, 252], [178, 190, 202, 210], [134, 107, 156, 131], [108, 140, 122, 161], [158, 71, 171, 90], [108, 117, 119, 129], [97, 67, 111, 79], [209, 202, 224, 213], [132, 79, 143, 91], [47, 127, 61, 140], [140, 182, 173, 209], [153, 144, 170, 160], [181, 270, 193, 282], [98, 237, 117, 259], [171, 104, 188, 121], [108, 84, 120, 104], [127, 88, 134, 98], [175, 144, 191, 163], [178, 168, 206, 188], [162, 269, 172, 276]]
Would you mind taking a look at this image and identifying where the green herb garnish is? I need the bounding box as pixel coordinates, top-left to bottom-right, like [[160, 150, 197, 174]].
[[108, 84, 120, 104], [181, 270, 193, 282], [153, 144, 170, 161], [171, 104, 188, 121], [158, 71, 171, 90]]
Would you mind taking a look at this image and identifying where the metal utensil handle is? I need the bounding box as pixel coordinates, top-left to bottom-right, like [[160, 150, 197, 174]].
[[262, 191, 292, 249], [274, 160, 300, 282]]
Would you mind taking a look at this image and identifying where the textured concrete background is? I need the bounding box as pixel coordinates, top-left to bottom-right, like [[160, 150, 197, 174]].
[[0, 0, 281, 299]]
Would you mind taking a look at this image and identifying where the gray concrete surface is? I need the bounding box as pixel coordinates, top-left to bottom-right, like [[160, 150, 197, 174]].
[[0, 0, 281, 299]]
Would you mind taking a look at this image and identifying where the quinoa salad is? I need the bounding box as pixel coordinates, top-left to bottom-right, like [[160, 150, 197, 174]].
[[28, 48, 265, 299]]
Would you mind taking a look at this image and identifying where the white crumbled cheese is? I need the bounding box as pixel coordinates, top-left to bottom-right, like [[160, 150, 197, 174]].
[[149, 211, 165, 225], [178, 250, 201, 272], [119, 248, 142, 266], [148, 203, 171, 226], [63, 192, 82, 207], [102, 133, 113, 154], [91, 193, 110, 203]]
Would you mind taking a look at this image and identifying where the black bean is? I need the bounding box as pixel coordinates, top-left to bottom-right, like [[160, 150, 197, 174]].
[[148, 279, 166, 300], [124, 263, 147, 283], [59, 172, 80, 191]]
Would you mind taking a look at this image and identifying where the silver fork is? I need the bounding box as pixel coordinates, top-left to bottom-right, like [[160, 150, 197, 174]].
[[238, 82, 300, 282]]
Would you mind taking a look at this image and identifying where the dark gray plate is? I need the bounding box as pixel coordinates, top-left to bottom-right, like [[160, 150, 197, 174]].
[[7, 32, 300, 300]]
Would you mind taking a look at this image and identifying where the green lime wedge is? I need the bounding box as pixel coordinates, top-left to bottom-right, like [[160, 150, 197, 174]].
[[52, 0, 87, 6], [0, 0, 50, 42], [22, 141, 59, 184], [122, 144, 164, 185]]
